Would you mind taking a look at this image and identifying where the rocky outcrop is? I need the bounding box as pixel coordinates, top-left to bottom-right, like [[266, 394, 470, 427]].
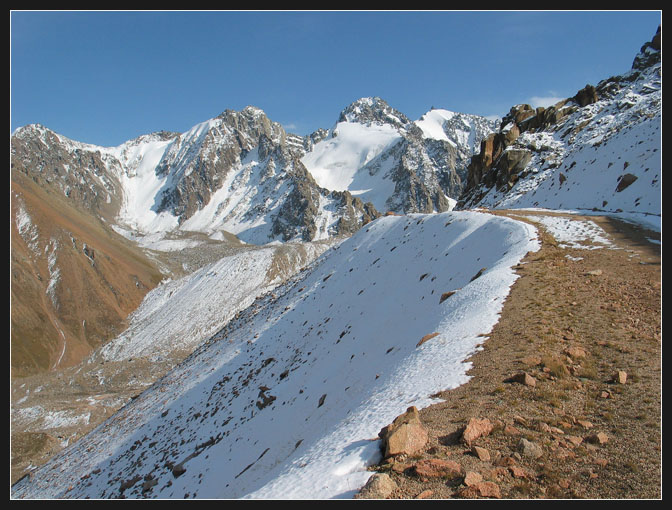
[[457, 26, 661, 210], [632, 25, 661, 71], [10, 125, 126, 222]]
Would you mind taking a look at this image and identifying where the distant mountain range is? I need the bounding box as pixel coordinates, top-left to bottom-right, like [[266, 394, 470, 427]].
[[11, 94, 497, 376]]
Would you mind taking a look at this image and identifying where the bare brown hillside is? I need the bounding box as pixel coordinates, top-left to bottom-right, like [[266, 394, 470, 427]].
[[11, 171, 165, 377], [361, 210, 661, 499]]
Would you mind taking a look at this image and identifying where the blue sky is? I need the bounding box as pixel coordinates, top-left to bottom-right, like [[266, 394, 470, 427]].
[[11, 10, 661, 147]]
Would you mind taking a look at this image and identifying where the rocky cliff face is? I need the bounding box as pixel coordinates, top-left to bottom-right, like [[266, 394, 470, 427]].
[[458, 26, 661, 213]]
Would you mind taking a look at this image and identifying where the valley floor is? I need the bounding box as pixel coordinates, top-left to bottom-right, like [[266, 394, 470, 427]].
[[362, 210, 661, 499]]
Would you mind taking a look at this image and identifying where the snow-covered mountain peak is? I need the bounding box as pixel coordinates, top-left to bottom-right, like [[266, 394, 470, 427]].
[[338, 96, 411, 129]]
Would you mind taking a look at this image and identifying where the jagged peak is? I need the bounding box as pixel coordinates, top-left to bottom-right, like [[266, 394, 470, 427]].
[[631, 25, 661, 71], [338, 96, 411, 128]]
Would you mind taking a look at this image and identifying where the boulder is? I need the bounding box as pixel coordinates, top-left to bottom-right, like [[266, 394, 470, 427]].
[[379, 406, 428, 458]]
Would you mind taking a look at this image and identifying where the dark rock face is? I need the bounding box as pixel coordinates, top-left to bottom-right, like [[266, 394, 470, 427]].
[[632, 25, 661, 71]]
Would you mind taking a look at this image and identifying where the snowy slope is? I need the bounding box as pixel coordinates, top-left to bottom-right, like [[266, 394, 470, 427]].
[[12, 210, 539, 499], [415, 108, 498, 154], [301, 121, 401, 210], [95, 242, 331, 363], [300, 101, 497, 215], [461, 44, 661, 232]]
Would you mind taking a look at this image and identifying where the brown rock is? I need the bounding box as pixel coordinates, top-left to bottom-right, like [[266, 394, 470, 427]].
[[616, 173, 638, 193], [412, 458, 463, 480], [577, 420, 594, 429], [564, 346, 587, 359], [354, 473, 397, 499], [509, 465, 534, 479], [458, 481, 502, 499], [463, 471, 483, 486], [573, 84, 599, 107], [504, 425, 522, 436], [483, 466, 509, 481], [565, 435, 584, 447], [439, 291, 456, 304], [462, 417, 494, 446], [512, 372, 537, 387], [472, 445, 491, 462], [586, 432, 609, 445], [379, 406, 428, 458], [613, 370, 628, 384], [417, 332, 439, 347]]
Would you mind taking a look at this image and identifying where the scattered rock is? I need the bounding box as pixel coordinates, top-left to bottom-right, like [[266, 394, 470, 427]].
[[612, 371, 628, 384], [354, 473, 397, 499], [470, 267, 487, 282], [494, 456, 517, 467], [172, 463, 186, 478], [509, 465, 534, 479], [417, 332, 439, 347], [379, 406, 428, 458], [463, 471, 483, 486], [457, 481, 501, 499], [563, 346, 587, 359], [504, 425, 522, 436], [517, 438, 544, 459], [462, 418, 494, 446], [586, 432, 609, 445], [412, 459, 463, 480], [616, 173, 638, 192], [472, 446, 491, 462], [510, 372, 537, 387], [439, 291, 456, 304]]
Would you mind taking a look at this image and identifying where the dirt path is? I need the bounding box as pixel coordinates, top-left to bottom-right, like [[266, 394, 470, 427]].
[[366, 211, 661, 499]]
